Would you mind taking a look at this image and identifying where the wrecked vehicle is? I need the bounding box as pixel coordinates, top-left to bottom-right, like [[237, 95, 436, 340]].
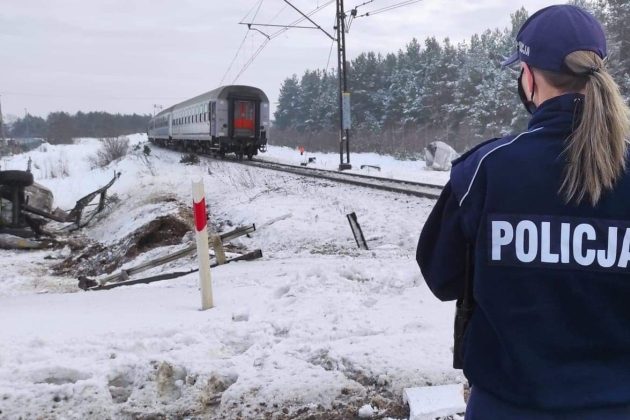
[[0, 169, 120, 247]]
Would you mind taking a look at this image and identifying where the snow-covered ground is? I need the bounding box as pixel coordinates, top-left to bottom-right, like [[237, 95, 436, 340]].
[[0, 136, 463, 419], [260, 145, 450, 187]]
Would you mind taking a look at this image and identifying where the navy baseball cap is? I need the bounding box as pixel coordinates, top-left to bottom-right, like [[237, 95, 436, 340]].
[[501, 5, 607, 73]]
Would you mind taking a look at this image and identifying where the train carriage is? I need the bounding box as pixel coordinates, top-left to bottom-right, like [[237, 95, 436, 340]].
[[148, 85, 269, 160]]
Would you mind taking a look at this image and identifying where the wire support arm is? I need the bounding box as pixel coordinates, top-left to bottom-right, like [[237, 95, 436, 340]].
[[246, 24, 271, 39], [241, 22, 320, 30], [282, 0, 336, 41]]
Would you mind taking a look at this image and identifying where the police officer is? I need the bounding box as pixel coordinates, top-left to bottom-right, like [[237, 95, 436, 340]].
[[417, 5, 630, 419]]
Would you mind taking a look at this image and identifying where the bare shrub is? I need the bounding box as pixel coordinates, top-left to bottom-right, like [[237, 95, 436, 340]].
[[90, 137, 129, 168], [40, 155, 70, 179], [131, 142, 156, 176], [180, 153, 200, 165]]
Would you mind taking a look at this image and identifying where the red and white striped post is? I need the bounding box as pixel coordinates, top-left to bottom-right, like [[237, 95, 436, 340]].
[[192, 179, 213, 310]]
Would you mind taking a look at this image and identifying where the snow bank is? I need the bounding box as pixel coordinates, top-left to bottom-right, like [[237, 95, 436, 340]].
[[262, 145, 450, 186]]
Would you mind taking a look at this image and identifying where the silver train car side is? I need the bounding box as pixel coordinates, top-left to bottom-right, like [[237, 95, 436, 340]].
[[147, 85, 269, 159]]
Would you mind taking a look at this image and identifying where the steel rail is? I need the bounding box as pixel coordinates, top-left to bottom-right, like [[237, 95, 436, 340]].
[[218, 156, 443, 199], [155, 144, 443, 199], [255, 158, 443, 188]]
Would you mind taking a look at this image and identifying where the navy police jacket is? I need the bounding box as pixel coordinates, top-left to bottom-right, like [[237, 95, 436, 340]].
[[417, 93, 630, 411]]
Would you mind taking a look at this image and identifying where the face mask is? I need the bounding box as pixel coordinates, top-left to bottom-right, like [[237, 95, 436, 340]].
[[518, 68, 537, 114]]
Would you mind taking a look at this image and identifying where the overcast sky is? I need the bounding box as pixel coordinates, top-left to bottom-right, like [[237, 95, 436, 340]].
[[0, 0, 556, 119]]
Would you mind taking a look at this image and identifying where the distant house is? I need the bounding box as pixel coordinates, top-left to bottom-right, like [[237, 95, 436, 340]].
[[6, 137, 45, 153]]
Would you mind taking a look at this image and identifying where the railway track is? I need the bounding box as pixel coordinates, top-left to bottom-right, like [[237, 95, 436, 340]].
[[232, 157, 444, 200], [158, 143, 443, 199]]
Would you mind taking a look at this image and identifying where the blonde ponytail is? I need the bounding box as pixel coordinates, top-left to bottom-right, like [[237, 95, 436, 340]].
[[546, 51, 630, 206]]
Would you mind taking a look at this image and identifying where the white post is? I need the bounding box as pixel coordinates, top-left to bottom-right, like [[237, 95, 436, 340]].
[[192, 179, 213, 310]]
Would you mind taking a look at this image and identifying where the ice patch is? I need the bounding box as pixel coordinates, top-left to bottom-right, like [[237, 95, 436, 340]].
[[404, 383, 466, 420], [30, 367, 91, 385]]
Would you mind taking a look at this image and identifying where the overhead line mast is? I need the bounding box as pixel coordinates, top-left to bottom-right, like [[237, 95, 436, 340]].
[[241, 0, 423, 171], [0, 95, 5, 146], [336, 0, 352, 170], [245, 0, 353, 170]]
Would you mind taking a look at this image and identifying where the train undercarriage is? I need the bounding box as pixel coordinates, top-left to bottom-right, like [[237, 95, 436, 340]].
[[149, 136, 267, 160]]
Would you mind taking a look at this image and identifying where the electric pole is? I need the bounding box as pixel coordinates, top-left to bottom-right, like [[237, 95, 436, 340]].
[[336, 0, 352, 170], [24, 108, 29, 139], [245, 0, 353, 170], [153, 104, 163, 117], [0, 95, 5, 145]]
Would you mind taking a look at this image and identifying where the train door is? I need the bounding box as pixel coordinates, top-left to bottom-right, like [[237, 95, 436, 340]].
[[210, 102, 216, 136], [233, 100, 255, 138]]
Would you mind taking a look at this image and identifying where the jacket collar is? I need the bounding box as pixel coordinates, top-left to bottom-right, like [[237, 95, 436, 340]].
[[528, 93, 585, 132]]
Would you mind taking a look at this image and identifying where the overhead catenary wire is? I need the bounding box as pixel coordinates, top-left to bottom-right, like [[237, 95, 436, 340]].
[[232, 39, 271, 83], [355, 0, 422, 18], [220, 32, 252, 85], [268, 3, 289, 24], [346, 0, 375, 30], [240, 0, 264, 23], [231, 0, 335, 83], [221, 0, 266, 85], [268, 0, 335, 39], [0, 91, 186, 101], [311, 15, 337, 118]]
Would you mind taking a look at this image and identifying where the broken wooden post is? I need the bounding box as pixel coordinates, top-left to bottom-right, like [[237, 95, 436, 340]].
[[98, 190, 107, 212], [360, 164, 381, 171], [80, 224, 256, 289], [211, 234, 226, 265], [347, 212, 368, 250], [192, 179, 213, 310], [88, 249, 263, 291]]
